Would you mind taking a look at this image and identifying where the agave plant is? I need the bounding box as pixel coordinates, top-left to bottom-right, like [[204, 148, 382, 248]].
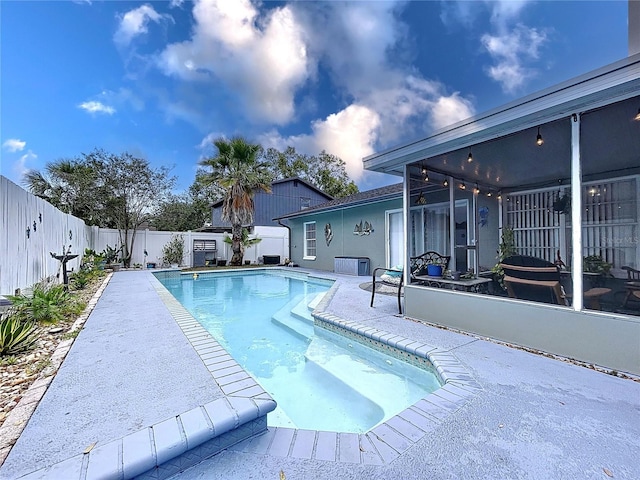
[[0, 311, 38, 356]]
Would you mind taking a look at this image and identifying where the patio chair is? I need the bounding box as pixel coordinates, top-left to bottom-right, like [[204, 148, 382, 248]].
[[370, 251, 451, 314], [500, 255, 568, 305], [621, 265, 640, 308]]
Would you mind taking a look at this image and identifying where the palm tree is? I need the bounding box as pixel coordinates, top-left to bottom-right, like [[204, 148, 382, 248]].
[[200, 137, 272, 266]]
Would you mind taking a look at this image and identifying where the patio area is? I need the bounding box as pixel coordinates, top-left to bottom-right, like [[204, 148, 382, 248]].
[[0, 269, 639, 479]]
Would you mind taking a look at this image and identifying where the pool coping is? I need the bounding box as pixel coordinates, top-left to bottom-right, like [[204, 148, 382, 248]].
[[153, 269, 482, 467], [17, 269, 482, 478]]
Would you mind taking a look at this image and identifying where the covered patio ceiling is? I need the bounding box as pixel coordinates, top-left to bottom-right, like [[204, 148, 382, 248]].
[[364, 55, 640, 192]]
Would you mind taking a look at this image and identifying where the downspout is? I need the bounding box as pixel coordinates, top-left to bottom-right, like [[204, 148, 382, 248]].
[[277, 218, 292, 261]]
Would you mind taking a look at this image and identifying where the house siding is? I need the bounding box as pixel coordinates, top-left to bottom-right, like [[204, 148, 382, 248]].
[[211, 179, 331, 229], [286, 188, 500, 275], [287, 199, 401, 272]]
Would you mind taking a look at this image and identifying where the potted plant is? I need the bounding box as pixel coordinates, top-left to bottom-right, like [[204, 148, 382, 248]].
[[102, 244, 122, 271], [162, 234, 185, 268], [583, 255, 612, 275]]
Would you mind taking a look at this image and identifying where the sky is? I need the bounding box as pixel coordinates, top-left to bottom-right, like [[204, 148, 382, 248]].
[[0, 1, 631, 194]]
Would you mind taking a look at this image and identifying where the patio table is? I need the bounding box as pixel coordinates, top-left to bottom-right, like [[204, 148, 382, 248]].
[[414, 275, 492, 293]]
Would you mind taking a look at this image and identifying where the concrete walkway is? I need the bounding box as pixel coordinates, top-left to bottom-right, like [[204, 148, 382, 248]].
[[1, 269, 639, 479]]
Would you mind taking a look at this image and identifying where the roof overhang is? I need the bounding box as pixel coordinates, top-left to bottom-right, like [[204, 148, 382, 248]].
[[364, 54, 640, 190]]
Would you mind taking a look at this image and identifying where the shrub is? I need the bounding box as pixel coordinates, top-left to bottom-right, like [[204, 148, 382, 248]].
[[0, 311, 37, 356], [9, 282, 85, 324], [70, 270, 91, 290], [162, 234, 185, 265]]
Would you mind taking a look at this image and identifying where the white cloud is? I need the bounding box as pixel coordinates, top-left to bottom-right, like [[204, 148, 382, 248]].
[[257, 104, 379, 180], [257, 80, 474, 182], [169, 0, 185, 8], [14, 150, 37, 179], [2, 138, 26, 152], [438, 0, 546, 94], [482, 24, 547, 93], [158, 0, 476, 181], [78, 101, 116, 115], [158, 0, 311, 125], [114, 4, 172, 48]]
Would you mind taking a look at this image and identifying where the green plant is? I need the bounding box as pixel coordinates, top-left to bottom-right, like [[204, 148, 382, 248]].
[[62, 329, 80, 340], [26, 358, 51, 376], [223, 228, 262, 256], [0, 311, 38, 356], [70, 269, 91, 290], [491, 226, 517, 289], [583, 255, 612, 275], [101, 244, 122, 264], [0, 355, 18, 365], [162, 234, 185, 265], [9, 282, 85, 324]]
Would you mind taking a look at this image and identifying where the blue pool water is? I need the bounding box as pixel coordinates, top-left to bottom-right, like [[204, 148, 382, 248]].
[[158, 269, 441, 433]]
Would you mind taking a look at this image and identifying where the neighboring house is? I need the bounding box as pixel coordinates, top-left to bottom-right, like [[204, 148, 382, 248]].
[[207, 177, 332, 232]]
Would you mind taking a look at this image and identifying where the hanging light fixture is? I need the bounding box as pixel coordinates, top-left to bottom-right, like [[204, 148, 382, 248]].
[[443, 178, 449, 187], [635, 107, 640, 121], [460, 182, 466, 190], [467, 151, 473, 163], [473, 183, 480, 194], [422, 167, 429, 182], [536, 126, 544, 146], [486, 191, 493, 197]]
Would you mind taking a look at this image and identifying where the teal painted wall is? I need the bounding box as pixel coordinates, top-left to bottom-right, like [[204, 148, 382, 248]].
[[287, 198, 402, 273], [285, 191, 500, 275]]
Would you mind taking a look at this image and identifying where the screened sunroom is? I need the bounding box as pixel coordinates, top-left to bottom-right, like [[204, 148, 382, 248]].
[[364, 54, 640, 375]]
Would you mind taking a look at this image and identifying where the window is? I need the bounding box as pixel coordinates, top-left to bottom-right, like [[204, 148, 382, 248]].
[[300, 197, 311, 210], [304, 222, 316, 259]]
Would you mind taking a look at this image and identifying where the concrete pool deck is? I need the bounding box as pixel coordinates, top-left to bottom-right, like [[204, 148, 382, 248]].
[[1, 268, 639, 479]]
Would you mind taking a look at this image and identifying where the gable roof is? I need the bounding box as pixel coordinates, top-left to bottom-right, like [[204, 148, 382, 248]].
[[275, 181, 426, 220], [211, 176, 332, 208], [272, 177, 333, 200]]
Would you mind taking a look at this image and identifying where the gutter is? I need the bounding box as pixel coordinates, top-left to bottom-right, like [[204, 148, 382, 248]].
[[277, 218, 292, 262]]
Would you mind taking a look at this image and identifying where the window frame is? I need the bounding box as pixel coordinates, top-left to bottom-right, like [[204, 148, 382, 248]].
[[303, 221, 317, 260]]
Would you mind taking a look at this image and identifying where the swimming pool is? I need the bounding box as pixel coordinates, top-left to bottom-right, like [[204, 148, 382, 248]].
[[157, 269, 441, 433]]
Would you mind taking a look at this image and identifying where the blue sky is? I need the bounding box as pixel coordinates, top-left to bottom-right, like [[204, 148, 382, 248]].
[[0, 1, 630, 193]]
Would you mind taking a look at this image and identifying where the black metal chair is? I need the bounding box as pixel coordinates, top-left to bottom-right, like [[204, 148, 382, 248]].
[[370, 251, 451, 314]]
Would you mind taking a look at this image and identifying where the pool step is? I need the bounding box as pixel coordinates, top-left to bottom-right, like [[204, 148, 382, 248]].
[[271, 294, 317, 340], [307, 291, 327, 311], [304, 335, 424, 418]]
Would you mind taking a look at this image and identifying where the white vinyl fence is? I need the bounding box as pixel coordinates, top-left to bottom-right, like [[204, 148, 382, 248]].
[[1, 176, 289, 295], [93, 226, 289, 268], [1, 176, 91, 295]]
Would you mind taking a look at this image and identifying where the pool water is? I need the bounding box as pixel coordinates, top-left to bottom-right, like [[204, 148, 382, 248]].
[[158, 269, 441, 433]]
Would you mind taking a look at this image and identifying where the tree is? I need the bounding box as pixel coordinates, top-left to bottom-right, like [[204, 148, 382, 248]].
[[223, 228, 262, 261], [261, 146, 359, 198], [24, 148, 175, 267], [199, 137, 271, 266], [23, 159, 103, 225], [151, 169, 222, 231]]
